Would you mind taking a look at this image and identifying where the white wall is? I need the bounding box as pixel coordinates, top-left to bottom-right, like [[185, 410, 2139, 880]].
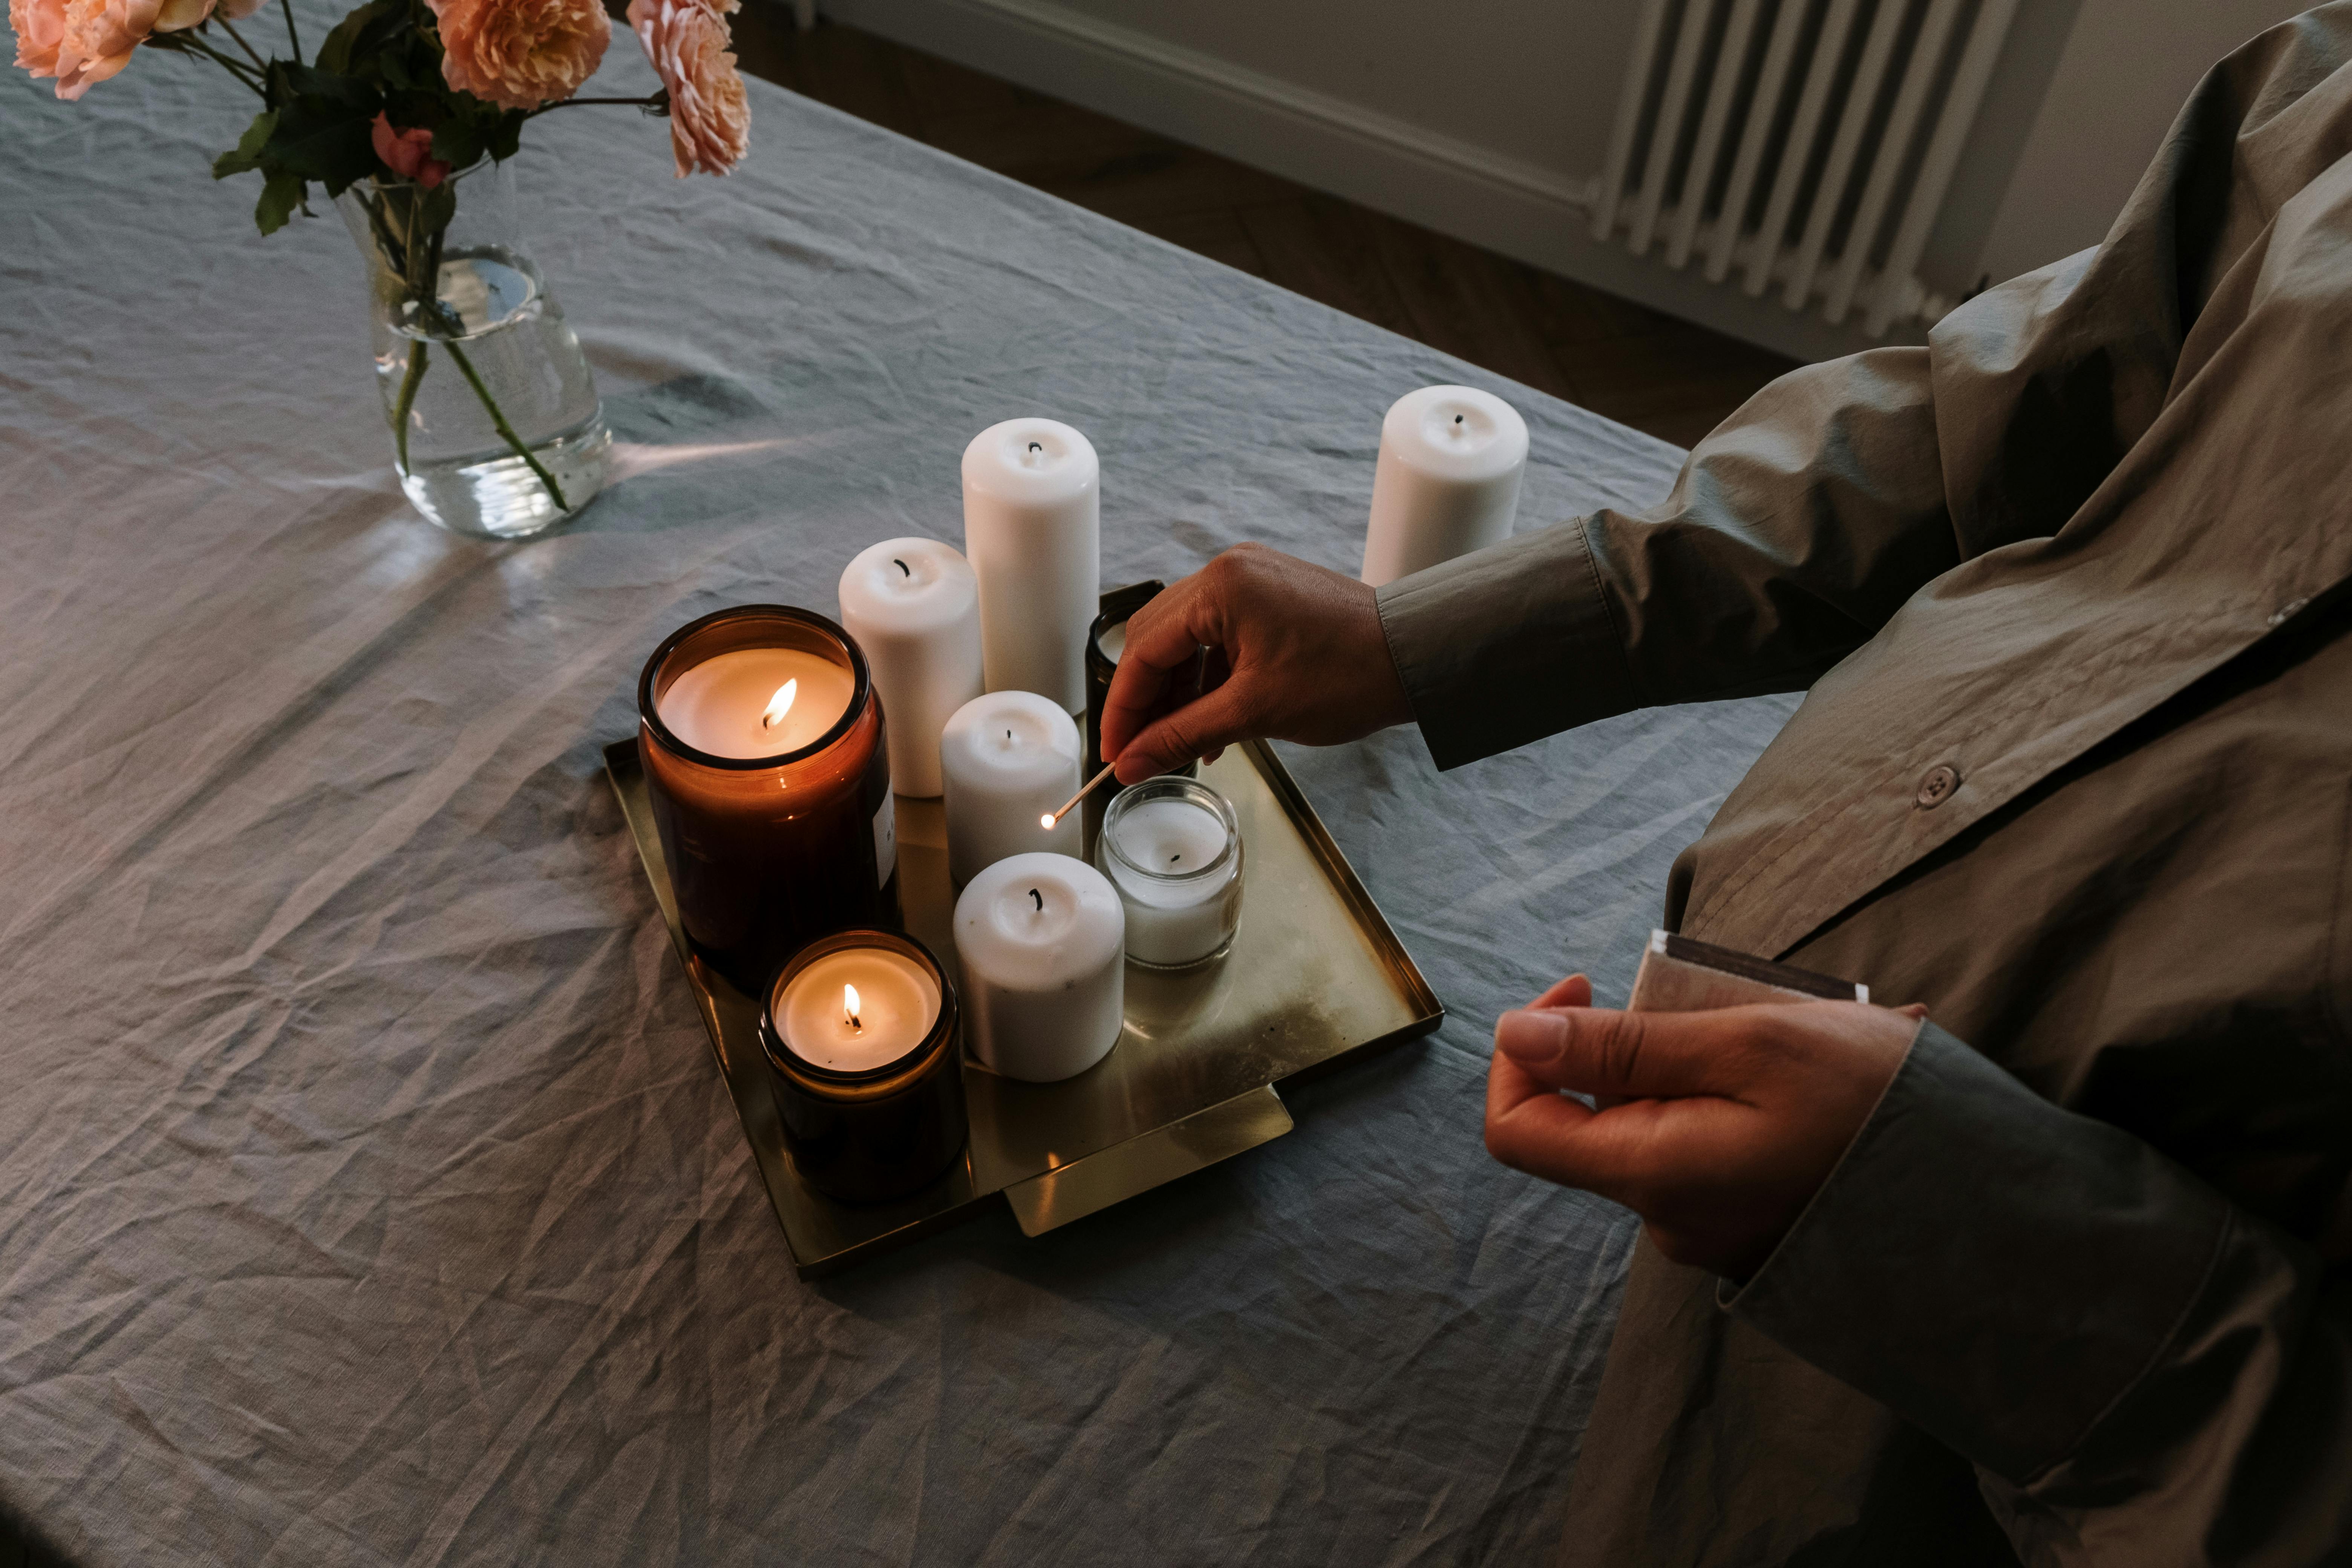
[[1040, 0, 1632, 184], [826, 0, 2322, 361], [1972, 0, 2308, 284]]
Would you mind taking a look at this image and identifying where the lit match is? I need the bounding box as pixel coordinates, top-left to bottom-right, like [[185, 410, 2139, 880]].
[[1042, 762, 1119, 829]]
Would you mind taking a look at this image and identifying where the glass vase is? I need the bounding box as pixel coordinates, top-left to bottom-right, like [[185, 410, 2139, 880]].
[[338, 161, 611, 540]]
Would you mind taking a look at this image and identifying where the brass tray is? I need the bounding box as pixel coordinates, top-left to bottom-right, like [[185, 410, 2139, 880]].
[[605, 737, 1442, 1277]]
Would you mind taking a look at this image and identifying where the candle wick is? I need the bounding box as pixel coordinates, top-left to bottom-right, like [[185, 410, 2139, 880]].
[[1028, 441, 1042, 453], [850, 1014, 861, 1031], [1454, 414, 1464, 424], [1170, 853, 1181, 864], [1030, 888, 1043, 911], [893, 557, 910, 577]]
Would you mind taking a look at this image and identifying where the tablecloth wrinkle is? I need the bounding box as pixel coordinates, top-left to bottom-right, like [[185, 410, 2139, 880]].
[[0, 11, 1799, 1562]]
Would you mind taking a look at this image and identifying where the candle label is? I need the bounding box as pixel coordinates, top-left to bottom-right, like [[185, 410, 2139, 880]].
[[872, 794, 897, 889]]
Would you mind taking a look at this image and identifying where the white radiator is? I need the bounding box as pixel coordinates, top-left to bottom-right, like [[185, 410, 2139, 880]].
[[1592, 0, 2021, 335]]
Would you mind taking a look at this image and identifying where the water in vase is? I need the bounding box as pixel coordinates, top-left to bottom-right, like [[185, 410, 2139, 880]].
[[371, 247, 611, 540]]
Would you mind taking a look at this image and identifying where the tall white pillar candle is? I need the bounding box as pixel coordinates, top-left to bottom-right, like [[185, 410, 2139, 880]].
[[940, 690, 1081, 885], [837, 537, 985, 798], [961, 418, 1100, 711], [1359, 385, 1529, 587], [954, 851, 1125, 1082]]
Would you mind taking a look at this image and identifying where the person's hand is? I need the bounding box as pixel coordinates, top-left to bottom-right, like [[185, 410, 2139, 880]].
[[1484, 974, 1925, 1279], [1101, 544, 1414, 783]]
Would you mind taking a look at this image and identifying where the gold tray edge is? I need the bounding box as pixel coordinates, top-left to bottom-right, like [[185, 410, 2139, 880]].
[[603, 736, 1447, 1276], [1239, 740, 1446, 1031]]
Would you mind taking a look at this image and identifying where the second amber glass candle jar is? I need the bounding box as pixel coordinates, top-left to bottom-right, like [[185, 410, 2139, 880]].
[[758, 929, 966, 1203], [638, 606, 900, 994]]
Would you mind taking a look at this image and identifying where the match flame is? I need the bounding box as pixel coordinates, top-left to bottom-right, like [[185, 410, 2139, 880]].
[[844, 983, 861, 1030], [1039, 813, 1056, 829], [761, 679, 798, 730]]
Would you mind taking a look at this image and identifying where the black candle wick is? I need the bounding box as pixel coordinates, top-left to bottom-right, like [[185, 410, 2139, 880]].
[[1454, 414, 1464, 424], [1028, 441, 1043, 453], [1169, 852, 1182, 864], [849, 1014, 861, 1031], [1030, 888, 1043, 911], [893, 557, 910, 577]]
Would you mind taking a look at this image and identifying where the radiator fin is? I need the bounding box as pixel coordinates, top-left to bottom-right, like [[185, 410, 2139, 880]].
[[1594, 0, 2019, 337]]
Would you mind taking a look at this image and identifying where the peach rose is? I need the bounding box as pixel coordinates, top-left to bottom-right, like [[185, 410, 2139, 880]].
[[429, 0, 608, 112], [13, 0, 258, 98], [627, 0, 747, 178], [372, 112, 452, 187]]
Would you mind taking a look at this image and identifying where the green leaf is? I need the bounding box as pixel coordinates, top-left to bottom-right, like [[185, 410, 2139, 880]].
[[430, 116, 483, 170], [211, 108, 279, 179], [256, 170, 306, 235], [485, 112, 523, 162], [268, 94, 381, 185], [270, 60, 377, 109], [316, 0, 399, 75]]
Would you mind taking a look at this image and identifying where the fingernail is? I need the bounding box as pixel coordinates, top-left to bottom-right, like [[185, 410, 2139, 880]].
[[1496, 1009, 1567, 1065]]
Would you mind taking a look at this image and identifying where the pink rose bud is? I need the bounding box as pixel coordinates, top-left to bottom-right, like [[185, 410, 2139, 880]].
[[370, 113, 453, 189]]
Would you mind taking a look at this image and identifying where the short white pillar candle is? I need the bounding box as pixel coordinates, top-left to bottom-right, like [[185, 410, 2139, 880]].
[[961, 418, 1100, 711], [837, 536, 985, 798], [1095, 778, 1244, 968], [955, 852, 1125, 1082], [940, 690, 1082, 885], [1359, 385, 1529, 588]]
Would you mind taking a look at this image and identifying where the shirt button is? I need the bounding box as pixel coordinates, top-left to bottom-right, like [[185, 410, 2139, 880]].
[[1915, 765, 1960, 808]]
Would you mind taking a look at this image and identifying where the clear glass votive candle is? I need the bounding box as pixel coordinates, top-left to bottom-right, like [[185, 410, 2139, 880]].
[[758, 929, 966, 1204], [1094, 777, 1243, 970], [637, 605, 900, 995]]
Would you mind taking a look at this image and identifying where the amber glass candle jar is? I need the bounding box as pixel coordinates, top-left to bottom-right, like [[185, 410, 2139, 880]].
[[637, 606, 900, 995], [758, 929, 966, 1203]]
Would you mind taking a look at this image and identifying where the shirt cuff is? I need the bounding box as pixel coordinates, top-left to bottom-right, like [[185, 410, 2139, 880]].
[[1373, 519, 1642, 770], [1722, 1023, 2230, 1484]]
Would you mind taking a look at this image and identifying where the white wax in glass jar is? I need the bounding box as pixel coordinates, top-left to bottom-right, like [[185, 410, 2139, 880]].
[[954, 851, 1125, 1082], [657, 646, 856, 759], [774, 946, 941, 1073], [1094, 620, 1125, 665], [1359, 385, 1528, 588], [940, 690, 1081, 885], [1095, 780, 1243, 969], [837, 537, 984, 798]]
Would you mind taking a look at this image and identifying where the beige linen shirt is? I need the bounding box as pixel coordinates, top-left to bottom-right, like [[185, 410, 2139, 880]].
[[1378, 11, 2352, 1564]]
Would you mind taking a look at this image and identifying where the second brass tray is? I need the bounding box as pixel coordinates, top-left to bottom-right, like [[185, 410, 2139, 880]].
[[606, 737, 1442, 1277]]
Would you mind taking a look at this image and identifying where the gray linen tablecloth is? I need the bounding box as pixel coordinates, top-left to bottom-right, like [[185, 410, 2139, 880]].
[[0, 27, 1798, 1566]]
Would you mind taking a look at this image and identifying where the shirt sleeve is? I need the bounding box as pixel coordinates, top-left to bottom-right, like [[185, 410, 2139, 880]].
[[1376, 345, 1958, 769], [1378, 0, 2342, 773], [1724, 1023, 2352, 1564]]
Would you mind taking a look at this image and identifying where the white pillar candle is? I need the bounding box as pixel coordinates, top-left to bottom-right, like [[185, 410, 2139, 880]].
[[955, 851, 1124, 1082], [837, 537, 985, 798], [1359, 385, 1530, 588], [940, 690, 1082, 885], [1095, 779, 1244, 968], [961, 418, 1100, 711], [773, 945, 942, 1073], [656, 646, 856, 758]]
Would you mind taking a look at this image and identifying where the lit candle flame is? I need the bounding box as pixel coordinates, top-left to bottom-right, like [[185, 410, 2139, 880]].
[[761, 679, 798, 731], [844, 983, 861, 1031]]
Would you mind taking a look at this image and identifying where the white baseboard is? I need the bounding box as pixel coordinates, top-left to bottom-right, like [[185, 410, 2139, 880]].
[[820, 0, 1913, 365]]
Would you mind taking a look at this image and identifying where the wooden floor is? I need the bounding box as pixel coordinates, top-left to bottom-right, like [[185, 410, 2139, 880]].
[[726, 8, 1798, 449]]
